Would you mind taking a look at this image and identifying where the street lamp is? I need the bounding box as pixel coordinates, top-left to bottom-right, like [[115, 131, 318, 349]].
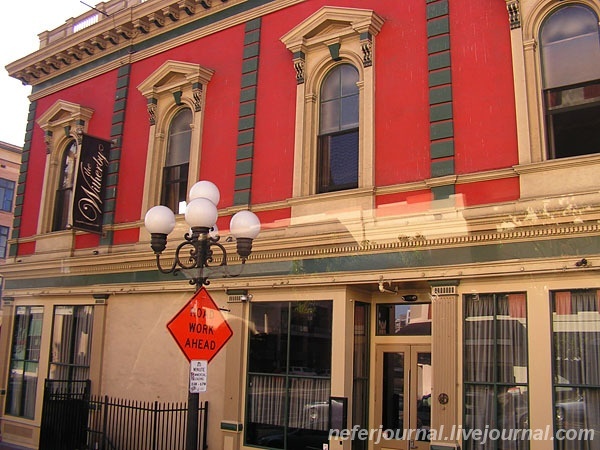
[[144, 180, 260, 450], [144, 180, 261, 287]]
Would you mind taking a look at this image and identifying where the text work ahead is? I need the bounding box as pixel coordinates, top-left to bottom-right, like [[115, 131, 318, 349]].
[[167, 287, 233, 362]]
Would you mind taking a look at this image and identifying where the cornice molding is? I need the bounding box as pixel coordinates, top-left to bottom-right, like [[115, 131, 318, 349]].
[[7, 0, 305, 90], [4, 217, 599, 287]]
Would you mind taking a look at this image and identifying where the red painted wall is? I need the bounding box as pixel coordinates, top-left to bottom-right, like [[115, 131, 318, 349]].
[[450, 0, 519, 173], [19, 0, 520, 253], [18, 71, 116, 253]]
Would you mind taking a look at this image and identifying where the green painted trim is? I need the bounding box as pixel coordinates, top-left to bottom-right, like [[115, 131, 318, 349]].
[[237, 130, 254, 146], [241, 57, 258, 74], [241, 72, 258, 88], [429, 69, 451, 87], [429, 279, 460, 287], [428, 52, 451, 70], [6, 234, 600, 291], [240, 86, 257, 103], [243, 43, 259, 59], [431, 184, 455, 201], [430, 103, 453, 122], [237, 145, 253, 160], [428, 35, 450, 54], [117, 64, 130, 77], [235, 160, 253, 175], [427, 17, 449, 37], [110, 124, 124, 136], [100, 229, 114, 247], [430, 121, 453, 140], [114, 98, 126, 112], [244, 29, 260, 45], [429, 86, 452, 105], [431, 159, 455, 177], [430, 140, 454, 159], [8, 244, 17, 257], [234, 175, 252, 190], [427, 1, 449, 20], [328, 43, 341, 60], [234, 191, 251, 205], [116, 76, 129, 89], [238, 116, 255, 131], [220, 422, 243, 432], [112, 111, 125, 124], [31, 0, 276, 94], [245, 17, 261, 32], [239, 101, 256, 117]]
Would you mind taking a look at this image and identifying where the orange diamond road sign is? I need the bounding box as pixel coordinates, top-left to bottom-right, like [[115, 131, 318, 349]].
[[167, 287, 233, 362]]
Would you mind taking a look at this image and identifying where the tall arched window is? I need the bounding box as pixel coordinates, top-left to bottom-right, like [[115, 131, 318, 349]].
[[52, 140, 77, 231], [161, 108, 192, 213], [317, 64, 359, 193], [540, 4, 600, 159]]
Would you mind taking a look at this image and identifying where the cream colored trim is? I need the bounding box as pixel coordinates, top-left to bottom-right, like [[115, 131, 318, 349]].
[[36, 100, 94, 234], [21, 0, 305, 99], [137, 60, 213, 223], [281, 6, 384, 213], [517, 0, 600, 166]]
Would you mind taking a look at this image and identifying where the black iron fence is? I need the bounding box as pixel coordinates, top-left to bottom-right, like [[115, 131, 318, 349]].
[[40, 380, 208, 450]]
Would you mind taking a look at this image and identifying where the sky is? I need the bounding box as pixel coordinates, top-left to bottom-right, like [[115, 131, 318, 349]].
[[0, 1, 92, 147]]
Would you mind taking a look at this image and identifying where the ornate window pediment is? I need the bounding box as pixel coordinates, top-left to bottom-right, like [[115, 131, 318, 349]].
[[138, 60, 214, 122], [37, 100, 94, 151], [137, 60, 213, 219], [36, 100, 94, 235], [280, 7, 383, 211], [281, 6, 384, 52]]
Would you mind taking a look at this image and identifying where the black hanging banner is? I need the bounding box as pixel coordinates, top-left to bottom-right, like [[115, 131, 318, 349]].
[[72, 134, 111, 234]]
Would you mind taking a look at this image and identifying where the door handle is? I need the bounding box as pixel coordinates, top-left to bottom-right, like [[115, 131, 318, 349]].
[[409, 439, 418, 449]]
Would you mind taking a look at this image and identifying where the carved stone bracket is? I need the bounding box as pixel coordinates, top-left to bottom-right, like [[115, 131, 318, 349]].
[[192, 83, 203, 112], [179, 0, 195, 16], [147, 98, 158, 125], [74, 121, 85, 144], [148, 12, 166, 28], [163, 5, 180, 21], [45, 131, 53, 155], [133, 17, 151, 34], [293, 52, 305, 85], [506, 0, 521, 30], [361, 33, 373, 68]]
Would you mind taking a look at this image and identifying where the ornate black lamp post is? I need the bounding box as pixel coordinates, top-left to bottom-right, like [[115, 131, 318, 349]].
[[144, 180, 260, 450]]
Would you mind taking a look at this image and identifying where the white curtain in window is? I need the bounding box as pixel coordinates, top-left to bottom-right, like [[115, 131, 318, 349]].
[[553, 290, 600, 450], [248, 374, 330, 430]]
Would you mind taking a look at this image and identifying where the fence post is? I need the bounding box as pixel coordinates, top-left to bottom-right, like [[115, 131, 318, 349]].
[[152, 400, 159, 450], [102, 395, 109, 450], [202, 401, 209, 450]]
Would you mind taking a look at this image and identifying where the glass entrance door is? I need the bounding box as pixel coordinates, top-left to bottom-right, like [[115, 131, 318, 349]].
[[374, 345, 432, 450]]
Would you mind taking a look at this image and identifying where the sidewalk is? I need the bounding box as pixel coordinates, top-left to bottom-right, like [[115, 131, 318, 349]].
[[0, 443, 31, 450]]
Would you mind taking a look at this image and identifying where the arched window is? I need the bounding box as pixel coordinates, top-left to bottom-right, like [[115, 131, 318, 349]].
[[540, 4, 600, 159], [161, 108, 192, 213], [52, 140, 77, 231], [317, 64, 359, 193]]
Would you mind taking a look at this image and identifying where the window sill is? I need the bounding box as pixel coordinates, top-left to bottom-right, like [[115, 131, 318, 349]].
[[515, 153, 600, 199]]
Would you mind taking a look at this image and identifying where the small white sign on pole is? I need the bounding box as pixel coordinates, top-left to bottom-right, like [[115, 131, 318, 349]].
[[190, 360, 208, 393]]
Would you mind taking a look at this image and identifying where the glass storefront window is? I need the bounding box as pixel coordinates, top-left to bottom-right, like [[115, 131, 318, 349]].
[[5, 306, 44, 419], [551, 290, 600, 450], [245, 301, 332, 449], [49, 305, 94, 382], [463, 293, 529, 450], [377, 303, 432, 335]]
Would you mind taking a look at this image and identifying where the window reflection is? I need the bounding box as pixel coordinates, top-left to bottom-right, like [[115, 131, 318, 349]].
[[377, 303, 432, 336], [246, 301, 332, 449]]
